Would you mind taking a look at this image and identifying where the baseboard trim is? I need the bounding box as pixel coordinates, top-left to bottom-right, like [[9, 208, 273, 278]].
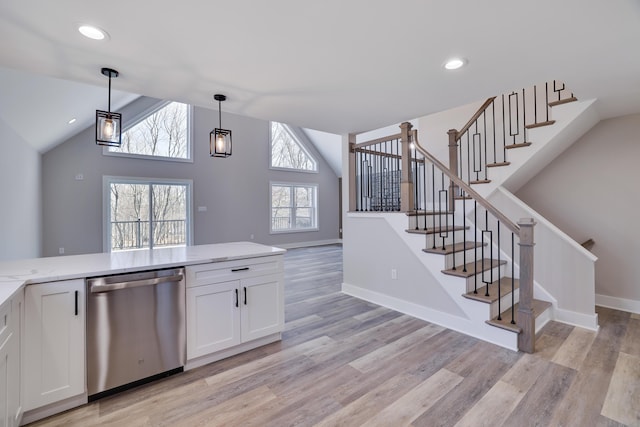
[[276, 239, 342, 249], [342, 282, 518, 351], [553, 307, 599, 331], [596, 294, 640, 315]]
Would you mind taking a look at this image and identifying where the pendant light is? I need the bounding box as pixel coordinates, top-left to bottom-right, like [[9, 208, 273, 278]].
[[210, 94, 232, 158], [96, 67, 122, 147]]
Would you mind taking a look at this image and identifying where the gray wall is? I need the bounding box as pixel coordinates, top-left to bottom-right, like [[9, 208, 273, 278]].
[[517, 113, 640, 304], [0, 116, 41, 260], [41, 97, 340, 257]]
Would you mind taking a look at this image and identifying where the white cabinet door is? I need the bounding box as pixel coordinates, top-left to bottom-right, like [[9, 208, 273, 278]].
[[240, 274, 284, 342], [0, 331, 9, 427], [24, 280, 85, 411], [186, 280, 241, 360], [8, 291, 23, 427]]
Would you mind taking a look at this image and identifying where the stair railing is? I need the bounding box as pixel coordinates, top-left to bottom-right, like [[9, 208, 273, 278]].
[[408, 123, 537, 353], [449, 80, 576, 186], [350, 127, 415, 212]]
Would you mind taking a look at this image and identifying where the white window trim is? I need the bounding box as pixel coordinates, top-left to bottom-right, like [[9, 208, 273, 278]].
[[102, 175, 194, 252], [269, 122, 318, 173], [269, 181, 319, 234], [102, 100, 195, 163]]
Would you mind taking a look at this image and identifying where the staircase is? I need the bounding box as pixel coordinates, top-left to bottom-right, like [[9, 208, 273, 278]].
[[347, 80, 592, 352]]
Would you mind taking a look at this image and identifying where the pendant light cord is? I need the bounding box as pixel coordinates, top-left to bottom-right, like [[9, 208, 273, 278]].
[[108, 74, 112, 112], [218, 100, 222, 128]]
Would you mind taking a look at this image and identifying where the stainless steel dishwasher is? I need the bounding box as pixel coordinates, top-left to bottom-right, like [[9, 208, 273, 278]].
[[86, 268, 186, 400]]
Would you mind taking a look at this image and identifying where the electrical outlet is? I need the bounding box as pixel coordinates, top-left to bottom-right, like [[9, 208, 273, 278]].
[[391, 269, 397, 280], [59, 247, 65, 255], [250, 234, 255, 240]]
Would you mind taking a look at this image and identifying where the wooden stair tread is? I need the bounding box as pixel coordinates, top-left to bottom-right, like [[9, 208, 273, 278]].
[[454, 195, 473, 200], [442, 258, 506, 278], [406, 225, 469, 235], [486, 162, 511, 168], [462, 278, 519, 304], [406, 210, 452, 217], [505, 142, 532, 150], [422, 241, 486, 256], [525, 120, 556, 129], [549, 97, 578, 107], [470, 179, 491, 184], [485, 299, 552, 333]]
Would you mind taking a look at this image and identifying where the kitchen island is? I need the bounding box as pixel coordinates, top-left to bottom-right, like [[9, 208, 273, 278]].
[[0, 242, 285, 426]]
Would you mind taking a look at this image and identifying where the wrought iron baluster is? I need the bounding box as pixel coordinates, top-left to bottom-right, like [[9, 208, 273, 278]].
[[533, 84, 538, 125], [545, 82, 549, 122], [473, 199, 478, 294], [511, 233, 516, 324], [463, 191, 467, 272], [502, 94, 507, 161], [497, 221, 502, 320], [431, 163, 436, 249]]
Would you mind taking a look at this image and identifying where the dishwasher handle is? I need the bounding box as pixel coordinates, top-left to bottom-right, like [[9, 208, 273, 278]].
[[90, 274, 184, 293]]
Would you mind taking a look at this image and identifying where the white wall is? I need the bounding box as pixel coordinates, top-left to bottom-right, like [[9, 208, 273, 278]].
[[41, 97, 340, 256], [517, 113, 640, 311], [0, 116, 41, 260]]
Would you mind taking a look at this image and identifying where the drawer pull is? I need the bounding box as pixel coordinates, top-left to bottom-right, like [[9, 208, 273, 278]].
[[231, 267, 250, 272]]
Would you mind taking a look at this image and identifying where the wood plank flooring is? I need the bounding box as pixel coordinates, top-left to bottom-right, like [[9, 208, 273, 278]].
[[27, 245, 640, 426]]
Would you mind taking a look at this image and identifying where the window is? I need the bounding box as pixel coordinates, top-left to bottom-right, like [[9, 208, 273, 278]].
[[103, 177, 193, 252], [106, 101, 192, 161], [270, 122, 317, 172], [270, 183, 318, 233]]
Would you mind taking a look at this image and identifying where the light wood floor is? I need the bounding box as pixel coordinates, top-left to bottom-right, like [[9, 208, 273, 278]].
[[28, 245, 640, 426]]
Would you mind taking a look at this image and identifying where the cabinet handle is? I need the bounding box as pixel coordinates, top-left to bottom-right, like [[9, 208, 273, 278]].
[[244, 287, 247, 305], [235, 289, 239, 307], [74, 290, 79, 316], [231, 267, 250, 272]]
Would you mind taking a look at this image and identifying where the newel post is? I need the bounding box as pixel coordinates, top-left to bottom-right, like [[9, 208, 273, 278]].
[[348, 133, 357, 212], [400, 122, 414, 212], [517, 218, 536, 353], [447, 129, 459, 212]]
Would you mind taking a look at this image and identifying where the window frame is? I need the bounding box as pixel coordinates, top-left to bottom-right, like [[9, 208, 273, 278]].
[[102, 175, 194, 252], [102, 100, 195, 163], [269, 121, 318, 173], [269, 181, 319, 234]]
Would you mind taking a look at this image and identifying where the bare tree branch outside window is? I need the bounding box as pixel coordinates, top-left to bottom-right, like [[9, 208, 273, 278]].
[[108, 102, 188, 159], [270, 122, 317, 171]]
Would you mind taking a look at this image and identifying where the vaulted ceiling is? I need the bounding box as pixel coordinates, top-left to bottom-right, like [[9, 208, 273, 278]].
[[1, 1, 639, 153]]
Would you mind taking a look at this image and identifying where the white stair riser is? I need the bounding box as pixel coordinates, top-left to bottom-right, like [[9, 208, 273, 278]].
[[425, 229, 468, 248], [464, 265, 505, 293], [444, 248, 498, 270], [407, 214, 454, 230], [490, 287, 520, 319]]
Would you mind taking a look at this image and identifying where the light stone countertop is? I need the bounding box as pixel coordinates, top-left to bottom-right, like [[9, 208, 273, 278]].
[[0, 242, 286, 306]]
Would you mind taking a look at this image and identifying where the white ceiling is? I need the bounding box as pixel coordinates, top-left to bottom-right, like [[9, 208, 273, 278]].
[[0, 0, 639, 153]]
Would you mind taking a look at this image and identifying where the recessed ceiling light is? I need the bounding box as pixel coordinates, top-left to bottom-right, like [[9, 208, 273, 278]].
[[78, 25, 107, 40], [68, 118, 77, 124], [444, 58, 467, 70]]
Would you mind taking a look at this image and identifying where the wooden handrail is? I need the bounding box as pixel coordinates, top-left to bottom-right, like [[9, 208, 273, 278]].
[[353, 133, 402, 150], [411, 130, 520, 236], [455, 97, 497, 139]]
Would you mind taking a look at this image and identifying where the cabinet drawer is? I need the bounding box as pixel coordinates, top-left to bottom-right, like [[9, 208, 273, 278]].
[[186, 255, 283, 288]]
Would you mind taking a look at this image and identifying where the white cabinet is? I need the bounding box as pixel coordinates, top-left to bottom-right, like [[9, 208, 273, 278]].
[[186, 256, 284, 364], [23, 280, 85, 411], [0, 290, 24, 427], [187, 280, 241, 358]]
